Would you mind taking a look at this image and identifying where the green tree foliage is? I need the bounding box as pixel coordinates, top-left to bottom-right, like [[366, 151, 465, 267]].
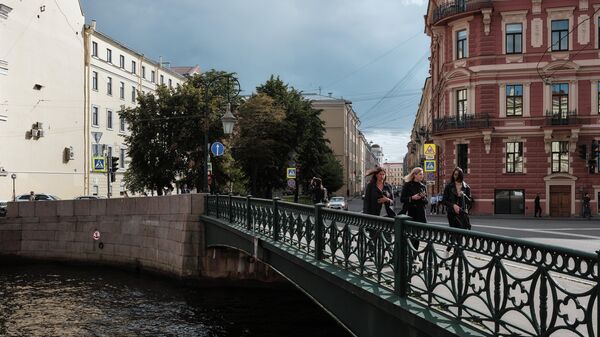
[[231, 94, 289, 197]]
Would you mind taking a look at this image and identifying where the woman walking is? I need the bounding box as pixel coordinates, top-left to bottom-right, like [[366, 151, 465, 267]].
[[400, 167, 428, 260], [441, 167, 472, 252], [362, 167, 395, 217]]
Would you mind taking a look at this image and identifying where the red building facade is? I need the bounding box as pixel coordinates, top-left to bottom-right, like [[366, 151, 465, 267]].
[[425, 0, 600, 216]]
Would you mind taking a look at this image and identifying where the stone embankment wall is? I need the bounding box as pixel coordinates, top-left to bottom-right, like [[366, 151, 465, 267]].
[[0, 194, 280, 282]]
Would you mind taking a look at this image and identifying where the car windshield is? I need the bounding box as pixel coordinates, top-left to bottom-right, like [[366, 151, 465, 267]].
[[330, 197, 344, 202]]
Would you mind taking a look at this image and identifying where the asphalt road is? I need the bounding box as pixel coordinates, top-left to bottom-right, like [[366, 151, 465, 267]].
[[346, 197, 600, 253]]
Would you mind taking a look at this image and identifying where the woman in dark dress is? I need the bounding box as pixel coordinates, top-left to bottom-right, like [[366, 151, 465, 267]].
[[363, 167, 395, 217], [400, 167, 428, 258], [441, 167, 472, 252]]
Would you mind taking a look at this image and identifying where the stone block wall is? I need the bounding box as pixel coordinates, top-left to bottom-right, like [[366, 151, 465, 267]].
[[0, 194, 206, 278]]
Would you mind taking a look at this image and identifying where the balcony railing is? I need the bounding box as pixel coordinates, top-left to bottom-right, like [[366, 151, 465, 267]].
[[432, 0, 493, 24], [433, 114, 492, 133], [545, 110, 578, 126]]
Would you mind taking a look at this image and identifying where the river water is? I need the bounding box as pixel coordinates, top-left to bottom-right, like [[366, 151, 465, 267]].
[[0, 263, 351, 337]]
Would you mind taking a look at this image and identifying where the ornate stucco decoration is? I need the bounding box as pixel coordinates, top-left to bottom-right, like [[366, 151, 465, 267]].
[[482, 130, 492, 154], [532, 0, 542, 15], [531, 18, 543, 47], [580, 0, 589, 11], [482, 9, 492, 36], [544, 130, 553, 153]]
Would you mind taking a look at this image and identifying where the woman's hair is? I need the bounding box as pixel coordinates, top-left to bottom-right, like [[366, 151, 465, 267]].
[[368, 167, 386, 184], [403, 167, 423, 182], [451, 167, 464, 183]]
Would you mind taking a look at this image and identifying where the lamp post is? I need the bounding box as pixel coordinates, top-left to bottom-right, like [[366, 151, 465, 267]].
[[11, 173, 16, 202], [200, 74, 240, 193]]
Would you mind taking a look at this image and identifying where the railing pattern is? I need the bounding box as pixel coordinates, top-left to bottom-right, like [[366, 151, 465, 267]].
[[205, 195, 599, 337]]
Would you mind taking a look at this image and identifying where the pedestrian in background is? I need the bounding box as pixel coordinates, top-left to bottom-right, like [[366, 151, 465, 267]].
[[534, 194, 542, 217], [310, 177, 328, 204], [430, 194, 438, 215], [583, 193, 592, 219], [400, 167, 428, 262], [441, 167, 472, 252], [29, 191, 35, 201], [362, 167, 395, 217]]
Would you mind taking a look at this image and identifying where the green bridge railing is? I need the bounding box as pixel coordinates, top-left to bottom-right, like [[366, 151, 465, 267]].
[[206, 194, 599, 337]]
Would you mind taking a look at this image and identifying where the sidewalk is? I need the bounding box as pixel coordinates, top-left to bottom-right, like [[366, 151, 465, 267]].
[[426, 213, 598, 222]]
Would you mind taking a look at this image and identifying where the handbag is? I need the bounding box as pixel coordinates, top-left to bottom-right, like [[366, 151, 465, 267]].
[[456, 211, 471, 230]]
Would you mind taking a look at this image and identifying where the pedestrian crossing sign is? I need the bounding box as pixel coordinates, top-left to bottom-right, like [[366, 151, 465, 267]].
[[423, 144, 436, 159], [287, 168, 297, 179], [424, 160, 436, 172], [92, 156, 107, 172]]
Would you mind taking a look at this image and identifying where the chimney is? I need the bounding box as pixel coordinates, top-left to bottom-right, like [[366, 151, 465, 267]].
[[91, 20, 96, 31]]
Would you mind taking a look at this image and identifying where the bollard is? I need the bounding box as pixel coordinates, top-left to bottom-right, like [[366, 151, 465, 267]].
[[314, 203, 324, 260], [273, 197, 280, 241]]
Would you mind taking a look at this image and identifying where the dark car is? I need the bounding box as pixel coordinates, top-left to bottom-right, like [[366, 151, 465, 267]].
[[0, 200, 7, 217]]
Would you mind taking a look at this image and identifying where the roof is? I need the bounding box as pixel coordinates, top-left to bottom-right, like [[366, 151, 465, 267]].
[[170, 65, 201, 77]]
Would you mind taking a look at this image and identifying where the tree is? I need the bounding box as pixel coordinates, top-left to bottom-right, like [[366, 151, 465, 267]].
[[231, 94, 290, 198]]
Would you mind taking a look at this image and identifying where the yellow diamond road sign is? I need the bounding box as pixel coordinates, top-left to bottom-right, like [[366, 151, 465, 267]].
[[423, 144, 436, 160]]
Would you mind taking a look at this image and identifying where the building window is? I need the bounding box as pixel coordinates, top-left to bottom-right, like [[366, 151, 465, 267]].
[[456, 88, 467, 122], [107, 110, 113, 130], [551, 20, 569, 51], [456, 29, 467, 59], [551, 141, 569, 173], [506, 85, 523, 116], [551, 83, 569, 118], [494, 190, 525, 214], [120, 149, 126, 168], [160, 74, 164, 85], [506, 142, 523, 173], [141, 66, 146, 79], [168, 79, 172, 88], [92, 71, 98, 91], [457, 144, 468, 172], [506, 23, 522, 54], [107, 76, 112, 96], [151, 70, 155, 83], [120, 81, 125, 99], [131, 60, 136, 74], [92, 106, 99, 126], [92, 185, 98, 196], [119, 55, 125, 68], [106, 48, 112, 63], [92, 144, 102, 156], [131, 86, 136, 103], [92, 41, 98, 57], [120, 116, 126, 132]]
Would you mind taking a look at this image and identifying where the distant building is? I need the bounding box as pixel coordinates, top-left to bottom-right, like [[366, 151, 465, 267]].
[[370, 144, 384, 165], [382, 162, 404, 186]]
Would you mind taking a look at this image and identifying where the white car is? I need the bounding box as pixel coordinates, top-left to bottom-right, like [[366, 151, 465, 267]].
[[327, 196, 348, 210], [15, 193, 60, 201]]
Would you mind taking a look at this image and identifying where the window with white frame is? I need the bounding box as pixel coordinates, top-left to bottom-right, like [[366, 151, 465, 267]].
[[456, 29, 467, 59], [107, 76, 112, 95], [506, 85, 523, 116], [551, 141, 569, 173], [168, 79, 172, 88], [120, 81, 125, 99], [119, 55, 125, 68], [119, 116, 126, 132], [160, 74, 164, 85], [120, 148, 126, 168], [92, 106, 99, 126], [456, 88, 467, 121], [506, 23, 522, 54], [131, 60, 136, 74], [92, 71, 98, 91], [106, 48, 112, 63], [131, 86, 136, 103], [141, 66, 146, 79], [457, 144, 468, 172], [552, 83, 569, 118], [506, 142, 523, 173], [151, 70, 155, 83], [107, 110, 113, 130], [92, 41, 98, 57], [551, 20, 569, 51]]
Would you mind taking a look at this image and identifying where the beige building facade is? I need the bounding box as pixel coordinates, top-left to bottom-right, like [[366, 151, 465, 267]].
[[382, 162, 404, 187], [0, 0, 85, 201]]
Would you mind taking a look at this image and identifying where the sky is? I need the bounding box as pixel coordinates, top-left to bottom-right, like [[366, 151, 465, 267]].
[[79, 0, 430, 163]]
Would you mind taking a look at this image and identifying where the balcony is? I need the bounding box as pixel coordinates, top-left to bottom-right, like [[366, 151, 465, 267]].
[[433, 114, 492, 133], [432, 0, 493, 24], [545, 110, 579, 126]]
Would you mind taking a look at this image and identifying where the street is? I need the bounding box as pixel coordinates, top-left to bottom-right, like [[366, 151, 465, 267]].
[[346, 197, 600, 253]]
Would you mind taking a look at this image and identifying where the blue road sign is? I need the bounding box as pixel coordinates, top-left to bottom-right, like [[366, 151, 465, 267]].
[[92, 157, 106, 172], [211, 142, 225, 157]]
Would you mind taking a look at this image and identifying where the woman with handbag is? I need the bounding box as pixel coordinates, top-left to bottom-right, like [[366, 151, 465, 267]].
[[363, 167, 395, 217], [400, 167, 428, 262], [441, 167, 472, 252]]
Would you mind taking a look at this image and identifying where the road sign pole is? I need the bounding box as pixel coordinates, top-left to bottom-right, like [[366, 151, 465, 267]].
[[107, 156, 111, 199]]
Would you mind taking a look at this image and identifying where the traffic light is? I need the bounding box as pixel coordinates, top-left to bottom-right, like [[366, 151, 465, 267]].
[[592, 140, 599, 159], [578, 144, 588, 160], [110, 156, 119, 182]]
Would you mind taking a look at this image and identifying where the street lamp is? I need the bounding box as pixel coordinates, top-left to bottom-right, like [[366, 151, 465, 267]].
[[11, 173, 16, 202], [200, 74, 241, 193]]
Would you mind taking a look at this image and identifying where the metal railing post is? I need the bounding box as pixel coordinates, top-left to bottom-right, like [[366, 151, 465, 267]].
[[204, 193, 209, 215], [228, 194, 233, 222], [394, 215, 407, 297], [273, 197, 280, 241], [215, 194, 220, 219], [246, 195, 252, 231], [314, 203, 324, 260]]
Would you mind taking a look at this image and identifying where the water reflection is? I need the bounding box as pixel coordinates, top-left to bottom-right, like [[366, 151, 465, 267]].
[[0, 264, 350, 337]]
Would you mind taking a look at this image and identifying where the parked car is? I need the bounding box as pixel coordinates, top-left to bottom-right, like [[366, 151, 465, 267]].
[[15, 193, 60, 201], [326, 196, 348, 210], [75, 195, 102, 200], [0, 200, 7, 217]]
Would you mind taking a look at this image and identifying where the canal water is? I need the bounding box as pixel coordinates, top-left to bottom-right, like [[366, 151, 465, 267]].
[[0, 263, 351, 337]]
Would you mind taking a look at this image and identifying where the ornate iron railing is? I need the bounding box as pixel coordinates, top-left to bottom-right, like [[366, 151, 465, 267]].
[[545, 110, 579, 126], [433, 114, 493, 133], [432, 0, 493, 24], [205, 195, 599, 337]]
